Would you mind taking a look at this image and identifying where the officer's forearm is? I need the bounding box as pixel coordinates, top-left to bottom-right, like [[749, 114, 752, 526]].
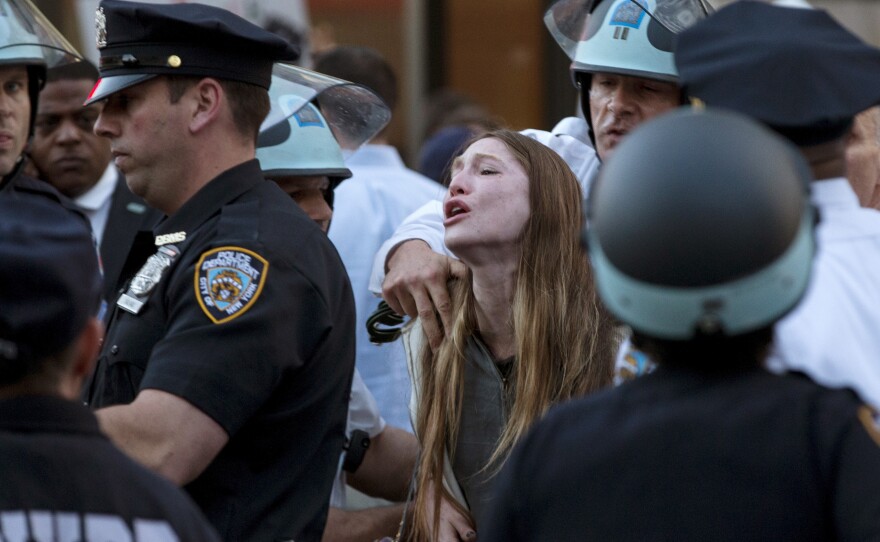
[[95, 389, 228, 485]]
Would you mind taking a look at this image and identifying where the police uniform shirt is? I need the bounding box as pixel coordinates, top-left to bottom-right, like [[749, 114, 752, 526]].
[[0, 395, 219, 541], [85, 160, 356, 541], [482, 367, 880, 542]]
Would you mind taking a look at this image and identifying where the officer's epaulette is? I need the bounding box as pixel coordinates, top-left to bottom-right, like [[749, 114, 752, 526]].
[[217, 198, 261, 243]]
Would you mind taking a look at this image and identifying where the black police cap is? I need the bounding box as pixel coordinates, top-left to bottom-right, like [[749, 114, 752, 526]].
[[86, 0, 300, 105], [0, 196, 102, 365], [675, 2, 880, 146]]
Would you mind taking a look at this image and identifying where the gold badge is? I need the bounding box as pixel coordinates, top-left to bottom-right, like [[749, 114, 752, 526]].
[[167, 55, 182, 68], [95, 6, 107, 49]]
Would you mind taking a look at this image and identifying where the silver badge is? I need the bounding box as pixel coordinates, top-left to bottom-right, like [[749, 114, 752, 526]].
[[118, 245, 180, 315], [96, 7, 107, 49]]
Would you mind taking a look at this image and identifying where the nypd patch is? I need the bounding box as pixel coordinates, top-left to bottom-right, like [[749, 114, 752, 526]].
[[195, 247, 268, 324]]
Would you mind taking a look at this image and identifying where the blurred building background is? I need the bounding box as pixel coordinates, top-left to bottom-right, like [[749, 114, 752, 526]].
[[33, 0, 880, 165]]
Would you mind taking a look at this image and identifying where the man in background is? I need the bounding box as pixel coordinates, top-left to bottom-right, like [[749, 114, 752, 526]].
[[27, 60, 158, 302], [846, 106, 880, 210]]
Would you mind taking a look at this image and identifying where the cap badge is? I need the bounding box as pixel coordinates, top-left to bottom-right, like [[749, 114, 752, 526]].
[[95, 6, 107, 49], [167, 55, 182, 68]]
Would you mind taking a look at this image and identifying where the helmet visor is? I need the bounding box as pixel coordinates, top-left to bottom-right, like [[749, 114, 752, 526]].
[[0, 0, 82, 68], [264, 63, 391, 151], [544, 0, 713, 60]]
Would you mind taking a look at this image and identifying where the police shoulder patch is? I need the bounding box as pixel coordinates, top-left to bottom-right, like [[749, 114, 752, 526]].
[[194, 246, 269, 324], [858, 405, 880, 447]]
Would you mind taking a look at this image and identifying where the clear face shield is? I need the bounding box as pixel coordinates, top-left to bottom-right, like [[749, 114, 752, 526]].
[[262, 62, 391, 152], [0, 0, 82, 68], [544, 0, 714, 62]]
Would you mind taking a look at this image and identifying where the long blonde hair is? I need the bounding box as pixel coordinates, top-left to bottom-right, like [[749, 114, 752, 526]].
[[410, 130, 616, 540]]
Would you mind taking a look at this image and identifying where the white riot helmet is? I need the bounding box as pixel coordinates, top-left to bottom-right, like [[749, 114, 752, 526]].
[[258, 64, 390, 207], [0, 0, 82, 136], [545, 0, 712, 86], [257, 103, 352, 207]]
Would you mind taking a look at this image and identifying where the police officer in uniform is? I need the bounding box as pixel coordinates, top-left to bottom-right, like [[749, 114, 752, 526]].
[[482, 108, 880, 541], [0, 0, 84, 211], [0, 196, 219, 541], [82, 2, 356, 540]]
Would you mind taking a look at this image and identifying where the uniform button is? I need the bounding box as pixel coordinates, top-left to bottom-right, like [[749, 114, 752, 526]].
[[111, 345, 119, 355]]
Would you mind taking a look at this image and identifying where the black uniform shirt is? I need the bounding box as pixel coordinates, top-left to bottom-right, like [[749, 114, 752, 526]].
[[0, 395, 219, 541], [483, 366, 880, 541], [85, 160, 356, 541]]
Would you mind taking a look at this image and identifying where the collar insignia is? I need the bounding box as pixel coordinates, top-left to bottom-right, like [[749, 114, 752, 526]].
[[156, 231, 186, 246]]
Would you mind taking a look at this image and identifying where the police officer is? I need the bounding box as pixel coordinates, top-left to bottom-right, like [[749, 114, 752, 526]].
[[82, 2, 356, 540], [482, 108, 880, 541], [664, 1, 880, 408], [0, 196, 219, 541], [258, 104, 420, 542], [370, 0, 710, 350], [0, 0, 84, 209]]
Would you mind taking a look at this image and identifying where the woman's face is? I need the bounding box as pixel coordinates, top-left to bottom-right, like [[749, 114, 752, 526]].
[[443, 137, 530, 262]]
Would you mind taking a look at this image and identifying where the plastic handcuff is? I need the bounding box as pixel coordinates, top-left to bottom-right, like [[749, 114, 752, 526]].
[[366, 300, 407, 344]]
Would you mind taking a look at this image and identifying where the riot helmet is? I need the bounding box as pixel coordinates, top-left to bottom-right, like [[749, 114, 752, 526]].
[[258, 65, 390, 207], [0, 0, 82, 136], [258, 102, 351, 208], [586, 107, 815, 341]]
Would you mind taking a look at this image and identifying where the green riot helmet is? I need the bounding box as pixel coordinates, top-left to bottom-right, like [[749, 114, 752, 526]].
[[586, 108, 816, 340], [257, 102, 352, 208], [0, 0, 83, 135]]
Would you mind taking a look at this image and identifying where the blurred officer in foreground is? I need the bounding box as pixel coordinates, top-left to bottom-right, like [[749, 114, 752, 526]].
[[0, 197, 219, 541], [0, 0, 84, 209], [27, 60, 160, 304], [483, 108, 880, 542], [368, 0, 710, 351], [618, 1, 880, 408], [82, 1, 356, 540], [258, 101, 419, 542]]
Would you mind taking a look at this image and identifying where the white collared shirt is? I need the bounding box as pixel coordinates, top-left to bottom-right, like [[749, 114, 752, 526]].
[[765, 178, 880, 406], [74, 164, 117, 246]]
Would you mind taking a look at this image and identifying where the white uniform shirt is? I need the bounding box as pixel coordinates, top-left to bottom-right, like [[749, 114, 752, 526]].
[[368, 117, 600, 293], [767, 178, 880, 407], [73, 164, 117, 246], [328, 144, 444, 431], [328, 369, 387, 509]]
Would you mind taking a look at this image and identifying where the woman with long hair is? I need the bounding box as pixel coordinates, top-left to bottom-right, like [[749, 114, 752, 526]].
[[402, 129, 617, 540]]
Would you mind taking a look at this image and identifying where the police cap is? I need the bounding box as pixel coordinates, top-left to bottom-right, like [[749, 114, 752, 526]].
[[0, 196, 102, 366], [675, 2, 880, 146], [86, 0, 300, 105]]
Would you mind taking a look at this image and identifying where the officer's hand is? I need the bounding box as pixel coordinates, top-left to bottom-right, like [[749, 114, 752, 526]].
[[382, 240, 466, 350]]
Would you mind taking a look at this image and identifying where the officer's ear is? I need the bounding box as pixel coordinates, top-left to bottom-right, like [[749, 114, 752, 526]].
[[189, 77, 224, 134]]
